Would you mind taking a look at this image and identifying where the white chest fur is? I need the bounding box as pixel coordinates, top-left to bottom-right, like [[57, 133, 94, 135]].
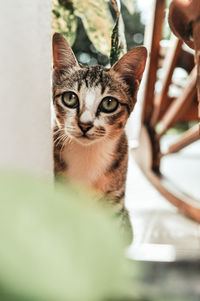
[[61, 139, 116, 186]]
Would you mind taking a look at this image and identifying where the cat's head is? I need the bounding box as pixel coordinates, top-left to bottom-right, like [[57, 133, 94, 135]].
[[52, 33, 147, 145]]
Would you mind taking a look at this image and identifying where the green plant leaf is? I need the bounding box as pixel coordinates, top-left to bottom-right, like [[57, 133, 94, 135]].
[[52, 0, 77, 46], [110, 17, 121, 66], [73, 0, 113, 56], [0, 171, 130, 301], [110, 13, 127, 65]]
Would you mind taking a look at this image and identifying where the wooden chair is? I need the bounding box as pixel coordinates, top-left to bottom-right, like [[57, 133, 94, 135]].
[[134, 0, 200, 221]]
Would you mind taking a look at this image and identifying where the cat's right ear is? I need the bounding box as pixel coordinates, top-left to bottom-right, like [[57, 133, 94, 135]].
[[52, 33, 78, 71]]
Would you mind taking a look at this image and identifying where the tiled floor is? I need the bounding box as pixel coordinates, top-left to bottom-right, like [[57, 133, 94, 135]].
[[125, 137, 200, 261]]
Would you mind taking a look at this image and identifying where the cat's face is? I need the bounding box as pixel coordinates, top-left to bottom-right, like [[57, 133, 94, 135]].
[[53, 65, 133, 145], [53, 34, 147, 145]]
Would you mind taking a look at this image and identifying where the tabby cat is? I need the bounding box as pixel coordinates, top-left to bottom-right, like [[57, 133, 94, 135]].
[[52, 33, 147, 240]]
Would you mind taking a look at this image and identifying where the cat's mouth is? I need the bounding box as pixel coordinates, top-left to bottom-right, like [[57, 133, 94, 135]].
[[79, 133, 92, 140], [66, 129, 93, 141], [74, 133, 98, 145], [67, 130, 101, 144]]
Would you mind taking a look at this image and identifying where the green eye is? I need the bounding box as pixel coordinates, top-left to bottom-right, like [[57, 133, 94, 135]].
[[99, 97, 119, 113], [62, 92, 79, 108]]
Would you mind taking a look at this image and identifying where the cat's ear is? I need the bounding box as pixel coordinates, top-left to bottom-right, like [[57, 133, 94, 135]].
[[52, 33, 78, 71], [110, 46, 147, 95]]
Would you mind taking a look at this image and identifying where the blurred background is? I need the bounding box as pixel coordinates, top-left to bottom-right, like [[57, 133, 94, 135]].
[[52, 0, 147, 66]]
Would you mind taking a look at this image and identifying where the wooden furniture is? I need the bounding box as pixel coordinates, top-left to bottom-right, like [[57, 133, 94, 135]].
[[134, 0, 200, 222]]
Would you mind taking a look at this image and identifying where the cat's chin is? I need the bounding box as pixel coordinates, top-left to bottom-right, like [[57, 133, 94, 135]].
[[73, 136, 99, 146]]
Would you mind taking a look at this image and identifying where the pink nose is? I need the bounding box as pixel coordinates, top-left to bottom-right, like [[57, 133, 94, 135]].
[[78, 122, 93, 134]]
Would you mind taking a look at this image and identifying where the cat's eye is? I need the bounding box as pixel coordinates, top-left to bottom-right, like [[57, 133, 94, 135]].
[[99, 97, 119, 113], [62, 92, 79, 108]]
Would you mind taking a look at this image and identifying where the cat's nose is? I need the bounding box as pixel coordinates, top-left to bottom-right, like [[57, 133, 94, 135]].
[[78, 121, 93, 134]]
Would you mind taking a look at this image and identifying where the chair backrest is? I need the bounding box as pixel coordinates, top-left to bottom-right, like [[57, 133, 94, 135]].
[[134, 0, 200, 222]]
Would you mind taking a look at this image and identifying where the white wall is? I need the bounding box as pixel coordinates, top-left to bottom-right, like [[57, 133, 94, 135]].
[[0, 0, 53, 177]]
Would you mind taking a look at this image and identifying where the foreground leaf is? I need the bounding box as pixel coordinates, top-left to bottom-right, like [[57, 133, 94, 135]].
[[0, 171, 130, 301]]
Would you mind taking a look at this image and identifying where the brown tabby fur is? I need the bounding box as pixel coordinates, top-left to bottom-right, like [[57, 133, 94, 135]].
[[52, 33, 147, 240]]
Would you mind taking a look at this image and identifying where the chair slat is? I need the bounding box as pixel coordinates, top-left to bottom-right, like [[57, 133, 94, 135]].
[[156, 67, 197, 138], [150, 38, 183, 127], [193, 19, 200, 117], [163, 123, 200, 156], [141, 0, 165, 124]]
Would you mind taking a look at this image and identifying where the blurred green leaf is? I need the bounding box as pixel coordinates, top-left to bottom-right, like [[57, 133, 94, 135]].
[[0, 171, 130, 301], [73, 0, 113, 56], [52, 0, 77, 46]]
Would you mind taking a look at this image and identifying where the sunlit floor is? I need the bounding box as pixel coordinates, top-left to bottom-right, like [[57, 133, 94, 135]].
[[125, 136, 200, 261]]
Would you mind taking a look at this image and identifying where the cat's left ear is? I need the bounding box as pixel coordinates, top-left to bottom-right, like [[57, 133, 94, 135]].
[[110, 46, 147, 95], [52, 33, 79, 71]]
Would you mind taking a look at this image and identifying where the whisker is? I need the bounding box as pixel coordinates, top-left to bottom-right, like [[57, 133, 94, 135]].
[[94, 132, 105, 137], [53, 128, 64, 135], [54, 136, 62, 145], [66, 126, 76, 131], [54, 133, 65, 143], [60, 136, 71, 160], [54, 134, 67, 146]]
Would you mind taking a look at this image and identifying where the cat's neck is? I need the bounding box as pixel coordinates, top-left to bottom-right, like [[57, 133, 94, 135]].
[[61, 133, 123, 186]]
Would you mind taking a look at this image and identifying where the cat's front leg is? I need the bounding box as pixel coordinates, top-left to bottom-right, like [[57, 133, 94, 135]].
[[100, 198, 132, 246], [115, 206, 133, 245], [98, 188, 132, 245]]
